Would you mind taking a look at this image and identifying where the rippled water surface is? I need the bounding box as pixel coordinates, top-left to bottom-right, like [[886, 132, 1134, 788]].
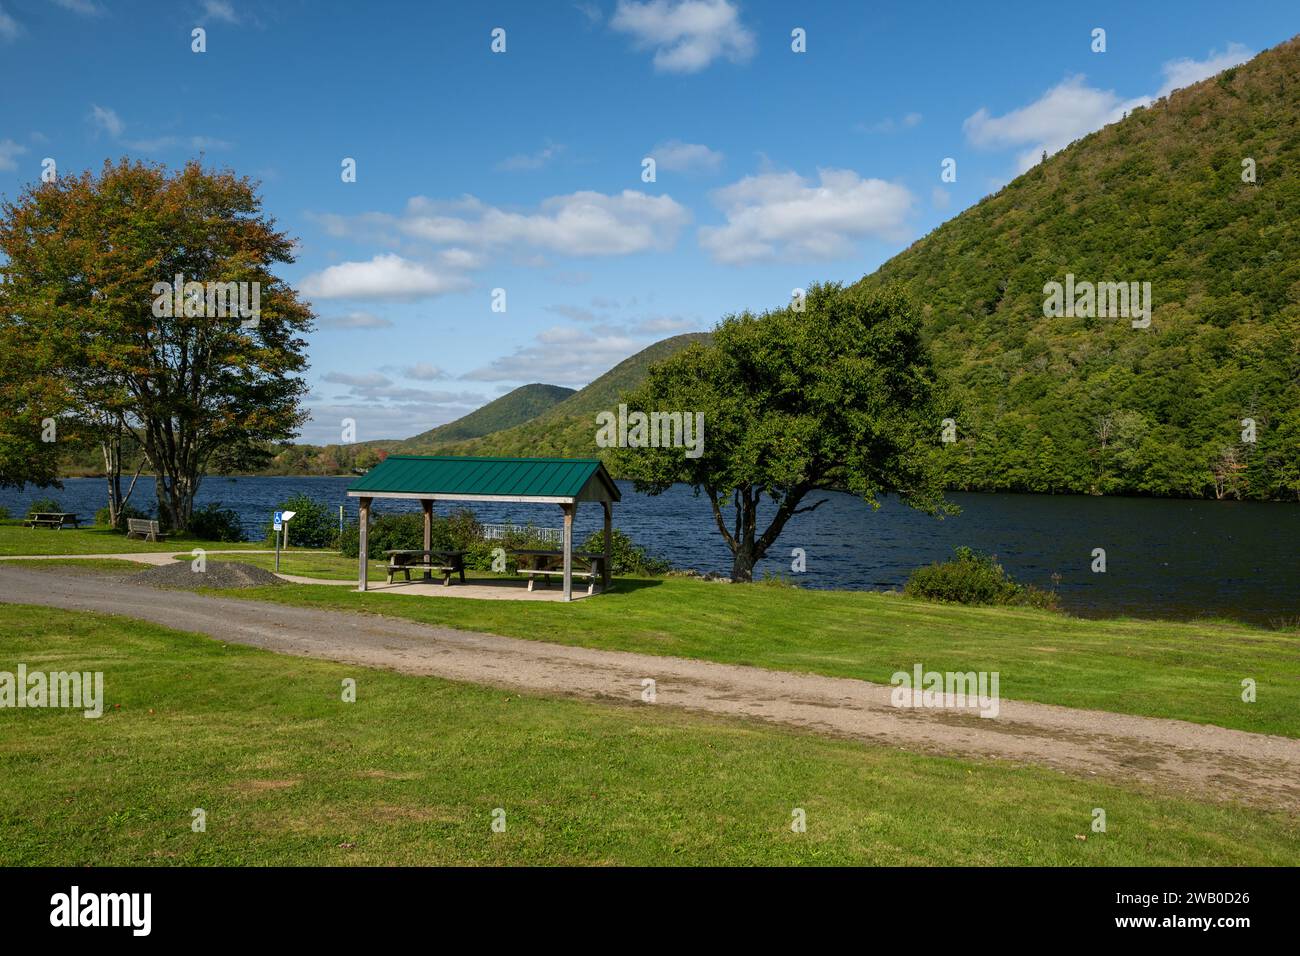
[[4, 477, 1296, 624]]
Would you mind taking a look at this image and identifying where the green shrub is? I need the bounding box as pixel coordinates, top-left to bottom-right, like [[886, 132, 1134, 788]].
[[94, 502, 151, 530], [336, 510, 669, 577], [905, 547, 1057, 609], [579, 528, 671, 576], [187, 503, 245, 543], [445, 508, 483, 550], [27, 496, 62, 516], [339, 513, 445, 559], [262, 493, 338, 548], [460, 539, 499, 572], [0, 506, 10, 522]]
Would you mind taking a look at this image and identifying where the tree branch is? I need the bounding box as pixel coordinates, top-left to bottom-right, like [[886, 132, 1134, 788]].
[[704, 484, 737, 551]]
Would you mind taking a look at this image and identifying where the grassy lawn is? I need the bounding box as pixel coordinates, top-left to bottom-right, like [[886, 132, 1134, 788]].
[[1, 604, 1295, 866], [200, 550, 381, 581], [6, 558, 155, 574], [0, 523, 264, 556], [205, 550, 540, 584], [200, 577, 1300, 739]]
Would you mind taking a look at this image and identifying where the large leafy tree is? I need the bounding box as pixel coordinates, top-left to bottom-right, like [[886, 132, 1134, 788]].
[[610, 283, 952, 582], [0, 317, 68, 490], [0, 158, 313, 528]]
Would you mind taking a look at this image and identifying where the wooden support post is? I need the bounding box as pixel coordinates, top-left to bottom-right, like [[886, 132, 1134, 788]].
[[357, 497, 371, 592], [562, 502, 574, 602], [602, 500, 612, 592], [422, 499, 433, 582]]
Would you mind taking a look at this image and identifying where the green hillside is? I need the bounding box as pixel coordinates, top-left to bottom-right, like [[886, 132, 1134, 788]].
[[855, 37, 1300, 500], [432, 333, 712, 458], [397, 383, 575, 452]]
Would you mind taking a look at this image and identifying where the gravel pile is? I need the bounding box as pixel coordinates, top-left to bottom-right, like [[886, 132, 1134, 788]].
[[131, 560, 282, 590]]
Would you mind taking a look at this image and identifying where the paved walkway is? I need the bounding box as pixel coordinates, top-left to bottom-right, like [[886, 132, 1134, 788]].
[[0, 551, 594, 600], [1, 563, 1297, 812]]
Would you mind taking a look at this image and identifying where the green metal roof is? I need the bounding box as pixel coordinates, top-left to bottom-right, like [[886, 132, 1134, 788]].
[[347, 456, 620, 501]]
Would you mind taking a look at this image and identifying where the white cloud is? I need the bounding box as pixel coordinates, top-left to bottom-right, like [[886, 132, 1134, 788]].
[[299, 398, 482, 444], [85, 104, 235, 153], [464, 326, 643, 386], [0, 138, 28, 172], [51, 0, 103, 15], [546, 304, 603, 323], [0, 5, 20, 40], [88, 104, 124, 138], [698, 168, 915, 264], [125, 134, 233, 151], [301, 375, 489, 442], [401, 362, 446, 381], [202, 0, 240, 24], [318, 311, 393, 329], [496, 141, 565, 171], [1158, 42, 1253, 96], [633, 314, 694, 334], [963, 75, 1142, 172], [963, 43, 1254, 173], [323, 371, 391, 388], [298, 254, 470, 301], [611, 0, 755, 73], [394, 190, 690, 257], [651, 139, 723, 173], [858, 112, 923, 134]]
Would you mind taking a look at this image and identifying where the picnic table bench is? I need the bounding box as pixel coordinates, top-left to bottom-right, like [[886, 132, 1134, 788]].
[[25, 511, 80, 530], [125, 518, 166, 541], [384, 549, 466, 586], [510, 549, 606, 595]]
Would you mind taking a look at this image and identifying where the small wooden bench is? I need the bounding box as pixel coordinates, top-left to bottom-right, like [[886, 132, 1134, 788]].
[[384, 549, 465, 586], [25, 512, 80, 530], [125, 518, 166, 541], [511, 549, 605, 595]]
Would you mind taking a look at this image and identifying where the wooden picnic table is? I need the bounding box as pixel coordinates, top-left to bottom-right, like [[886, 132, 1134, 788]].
[[510, 548, 606, 595], [25, 512, 80, 530], [383, 548, 466, 586]]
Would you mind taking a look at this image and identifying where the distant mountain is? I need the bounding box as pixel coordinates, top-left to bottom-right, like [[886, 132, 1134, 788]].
[[397, 383, 575, 452], [854, 36, 1300, 499], [429, 333, 712, 459]]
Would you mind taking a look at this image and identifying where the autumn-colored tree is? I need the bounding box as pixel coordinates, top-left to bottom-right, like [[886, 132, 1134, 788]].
[[0, 317, 68, 490], [0, 159, 313, 529]]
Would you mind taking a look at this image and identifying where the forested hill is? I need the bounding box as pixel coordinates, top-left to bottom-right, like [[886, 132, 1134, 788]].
[[426, 333, 712, 458], [397, 383, 575, 451], [856, 36, 1300, 500]]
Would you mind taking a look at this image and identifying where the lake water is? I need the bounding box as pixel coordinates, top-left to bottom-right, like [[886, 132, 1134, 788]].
[[3, 476, 1297, 625]]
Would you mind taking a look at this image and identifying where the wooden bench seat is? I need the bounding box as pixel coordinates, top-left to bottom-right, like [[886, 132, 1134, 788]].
[[522, 567, 601, 595], [125, 518, 166, 541]]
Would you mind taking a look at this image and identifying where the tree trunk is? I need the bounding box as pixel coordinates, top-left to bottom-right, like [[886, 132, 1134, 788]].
[[99, 418, 142, 529], [101, 437, 121, 528], [725, 486, 763, 582], [730, 541, 757, 582]]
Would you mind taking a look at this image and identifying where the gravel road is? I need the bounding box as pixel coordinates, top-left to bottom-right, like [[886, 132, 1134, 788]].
[[2, 563, 1296, 812]]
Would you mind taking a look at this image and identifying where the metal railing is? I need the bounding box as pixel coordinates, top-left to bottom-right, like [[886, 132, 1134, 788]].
[[481, 523, 563, 544]]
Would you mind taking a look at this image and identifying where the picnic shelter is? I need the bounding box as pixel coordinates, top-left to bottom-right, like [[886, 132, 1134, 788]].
[[346, 456, 621, 601]]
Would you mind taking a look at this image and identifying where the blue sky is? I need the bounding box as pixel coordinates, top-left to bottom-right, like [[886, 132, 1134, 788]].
[[1, 0, 1296, 443]]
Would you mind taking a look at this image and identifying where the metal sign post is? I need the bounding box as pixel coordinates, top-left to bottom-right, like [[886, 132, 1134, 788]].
[[274, 510, 283, 572], [274, 510, 296, 572]]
